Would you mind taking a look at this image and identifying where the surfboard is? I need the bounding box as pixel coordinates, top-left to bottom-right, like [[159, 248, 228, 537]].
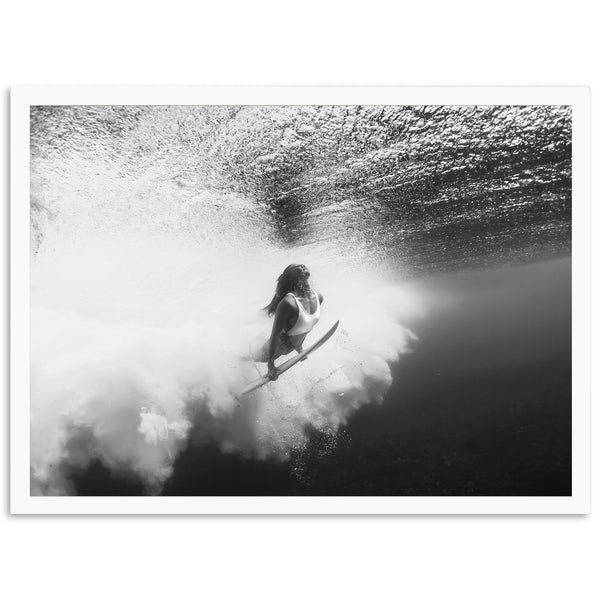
[[239, 320, 340, 396]]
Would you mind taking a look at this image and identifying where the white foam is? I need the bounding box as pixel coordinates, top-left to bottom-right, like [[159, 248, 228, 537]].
[[30, 116, 422, 495]]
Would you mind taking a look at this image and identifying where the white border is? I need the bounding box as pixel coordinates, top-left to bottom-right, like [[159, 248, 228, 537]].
[[10, 86, 591, 514]]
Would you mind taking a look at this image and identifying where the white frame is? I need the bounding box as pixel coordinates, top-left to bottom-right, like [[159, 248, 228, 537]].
[[10, 86, 591, 514]]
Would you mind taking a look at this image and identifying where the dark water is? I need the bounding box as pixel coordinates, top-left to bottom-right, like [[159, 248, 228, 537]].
[[297, 258, 571, 496]]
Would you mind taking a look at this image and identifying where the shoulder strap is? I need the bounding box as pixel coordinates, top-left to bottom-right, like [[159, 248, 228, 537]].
[[286, 292, 301, 308]]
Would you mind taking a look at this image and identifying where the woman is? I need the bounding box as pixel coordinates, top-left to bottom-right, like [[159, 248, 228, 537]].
[[256, 264, 323, 380]]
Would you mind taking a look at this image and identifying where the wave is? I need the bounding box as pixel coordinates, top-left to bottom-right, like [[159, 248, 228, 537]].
[[31, 264, 420, 495], [30, 146, 421, 494]]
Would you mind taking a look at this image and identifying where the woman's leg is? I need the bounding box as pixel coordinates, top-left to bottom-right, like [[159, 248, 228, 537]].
[[251, 335, 293, 363], [252, 339, 272, 363]]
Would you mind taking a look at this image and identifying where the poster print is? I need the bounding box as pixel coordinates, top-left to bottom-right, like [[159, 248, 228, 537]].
[[10, 87, 590, 514]]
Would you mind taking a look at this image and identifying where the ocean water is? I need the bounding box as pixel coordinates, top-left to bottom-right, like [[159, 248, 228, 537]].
[[29, 105, 571, 495]]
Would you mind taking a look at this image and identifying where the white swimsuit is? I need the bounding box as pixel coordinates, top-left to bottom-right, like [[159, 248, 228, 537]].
[[287, 291, 320, 336]]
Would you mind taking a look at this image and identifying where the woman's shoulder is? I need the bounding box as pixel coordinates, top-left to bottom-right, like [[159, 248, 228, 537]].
[[280, 293, 297, 307]]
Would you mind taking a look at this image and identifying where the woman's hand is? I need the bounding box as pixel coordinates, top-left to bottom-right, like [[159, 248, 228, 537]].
[[267, 362, 279, 381]]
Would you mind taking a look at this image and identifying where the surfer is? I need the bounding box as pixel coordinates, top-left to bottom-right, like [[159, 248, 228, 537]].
[[255, 264, 323, 380]]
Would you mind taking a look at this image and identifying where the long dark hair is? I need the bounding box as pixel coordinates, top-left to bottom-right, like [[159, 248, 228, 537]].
[[264, 264, 311, 316]]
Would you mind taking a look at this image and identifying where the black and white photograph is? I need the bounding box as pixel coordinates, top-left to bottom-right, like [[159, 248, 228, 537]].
[[3, 2, 599, 597], [11, 87, 589, 513]]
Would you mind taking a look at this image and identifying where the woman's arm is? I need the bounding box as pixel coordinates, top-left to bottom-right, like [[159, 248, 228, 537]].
[[267, 298, 294, 379]]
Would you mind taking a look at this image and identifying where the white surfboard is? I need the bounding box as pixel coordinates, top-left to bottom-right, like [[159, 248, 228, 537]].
[[239, 320, 340, 395]]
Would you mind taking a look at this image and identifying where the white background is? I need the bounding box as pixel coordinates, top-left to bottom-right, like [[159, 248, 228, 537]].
[[1, 1, 597, 598]]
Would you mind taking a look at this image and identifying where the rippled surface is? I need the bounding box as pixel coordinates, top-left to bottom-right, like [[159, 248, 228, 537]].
[[31, 105, 571, 272]]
